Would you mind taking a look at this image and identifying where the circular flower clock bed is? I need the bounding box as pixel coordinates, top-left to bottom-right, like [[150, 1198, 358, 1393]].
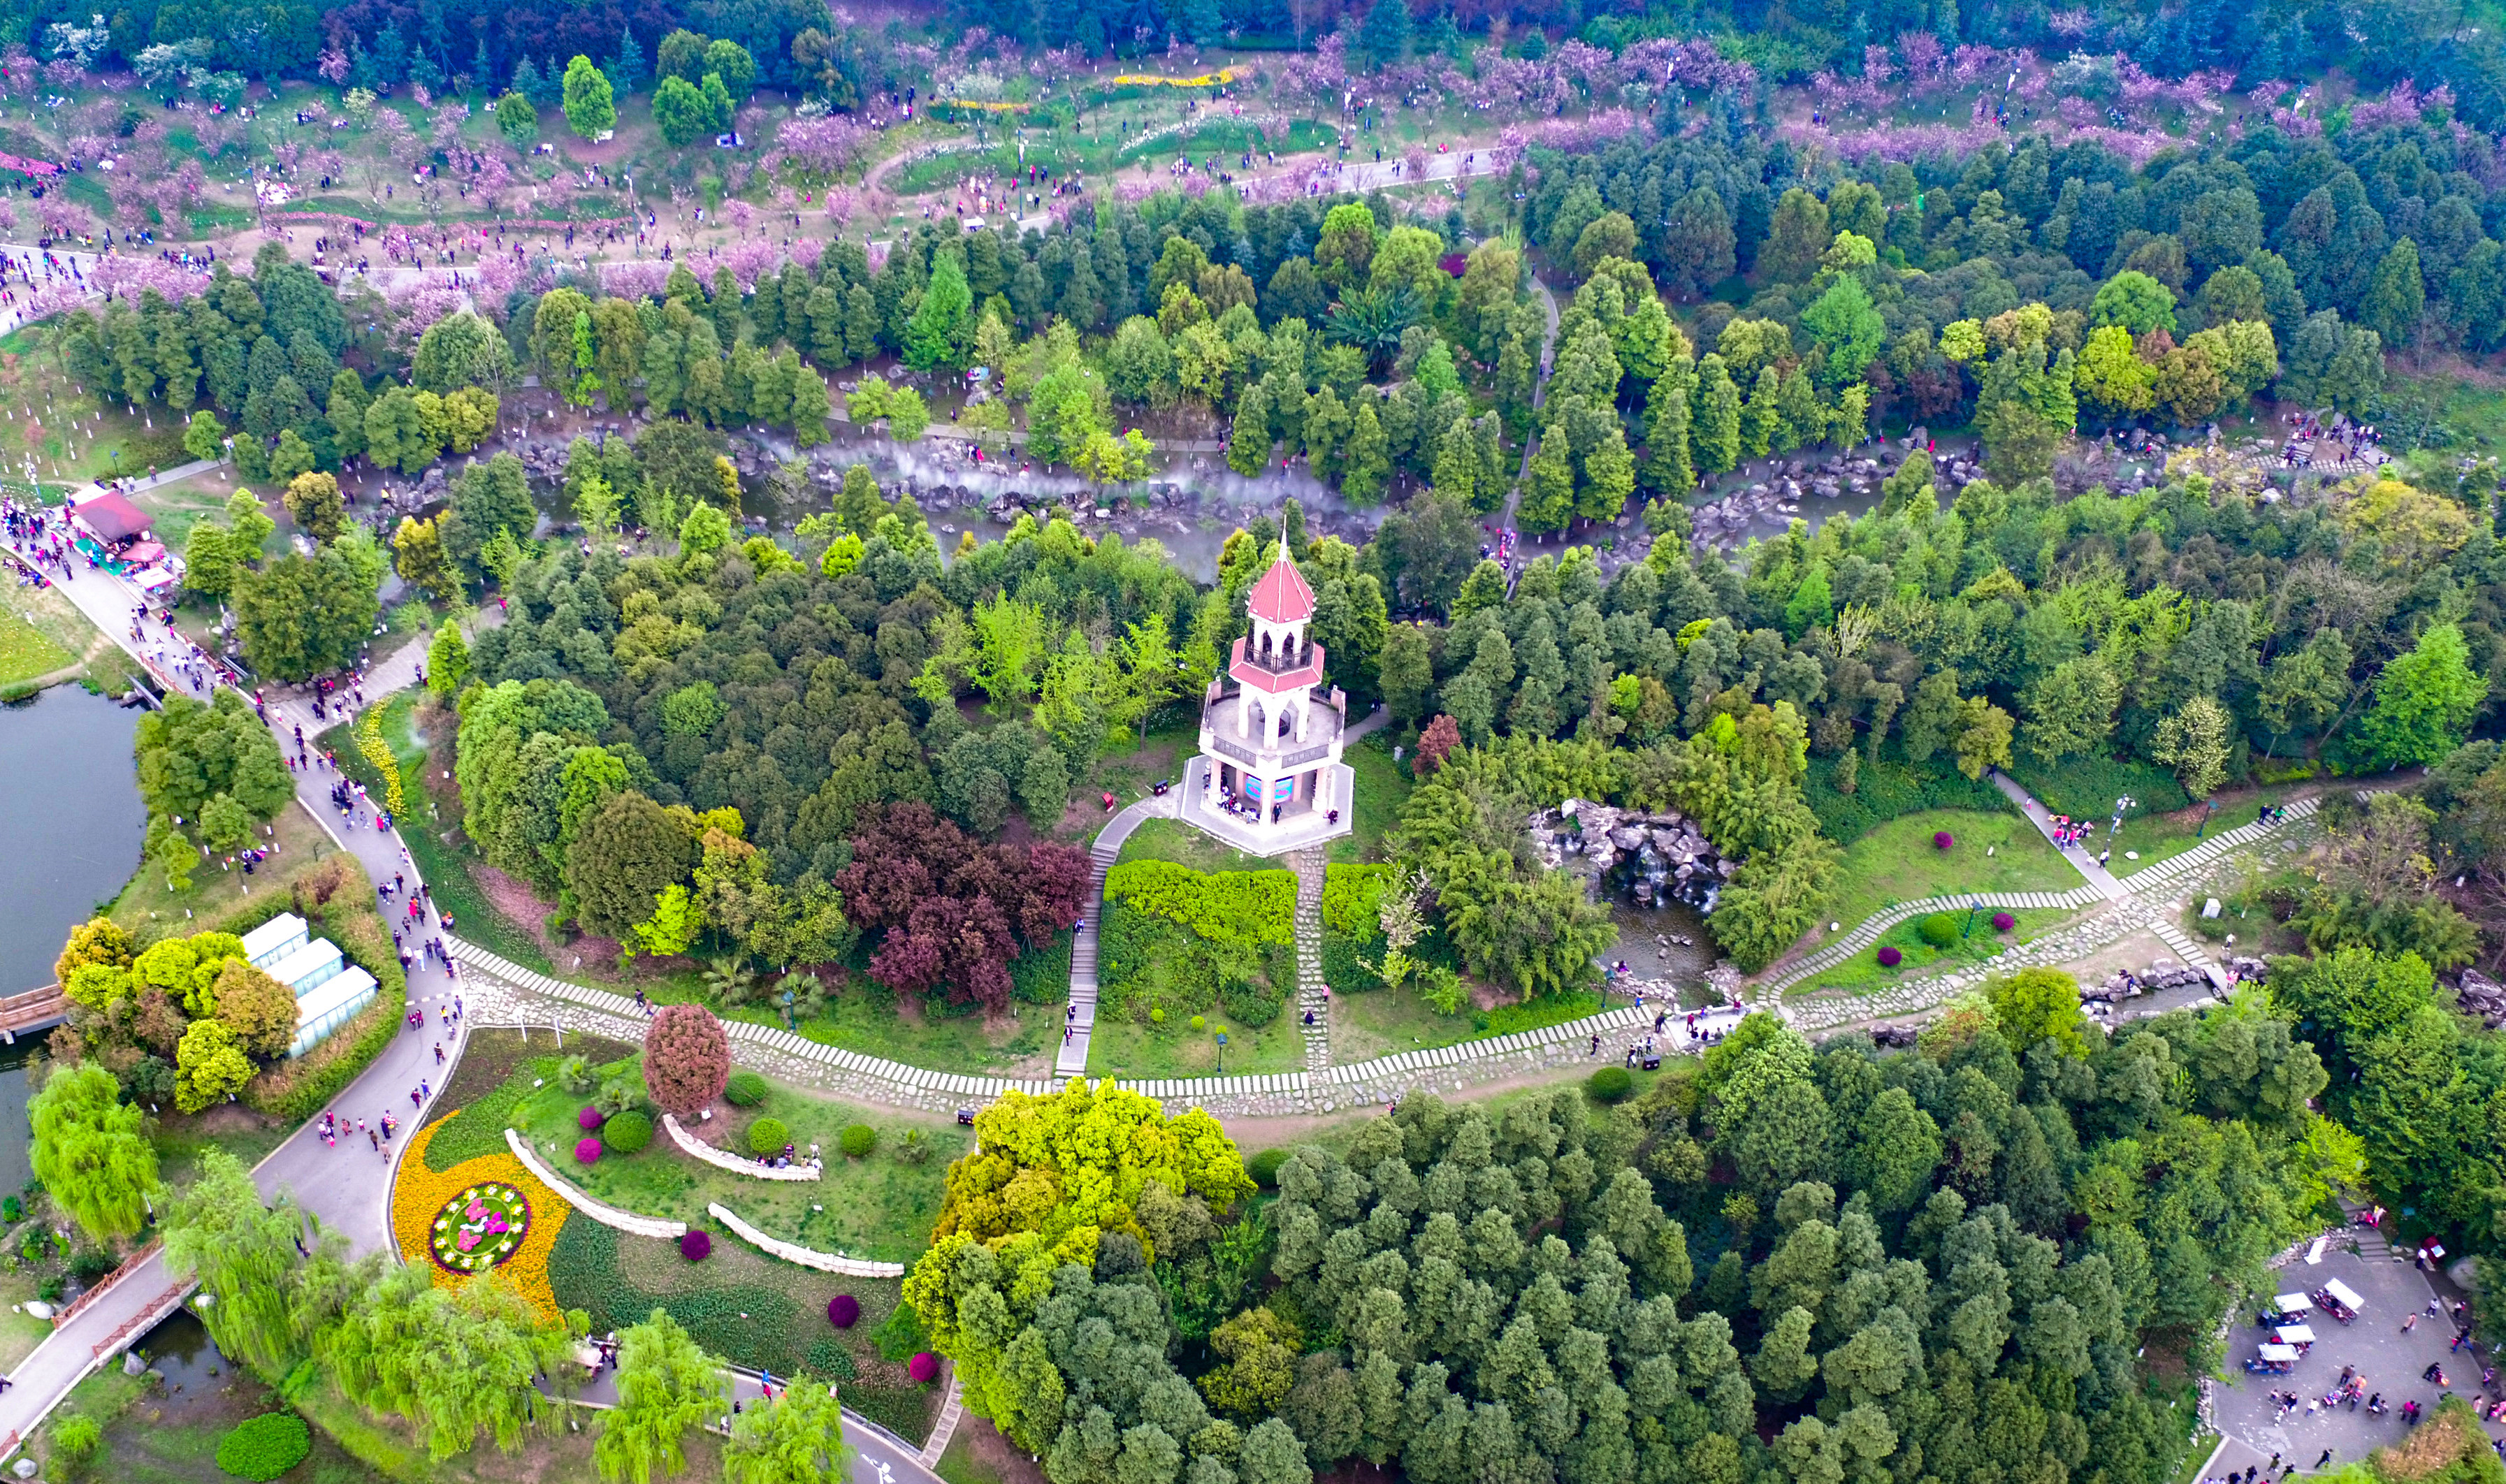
[[430, 1184, 533, 1273]]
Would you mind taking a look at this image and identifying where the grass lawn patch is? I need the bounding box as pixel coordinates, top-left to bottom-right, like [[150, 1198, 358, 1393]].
[[0, 606, 71, 688], [1784, 906, 2075, 998], [1116, 816, 1269, 871], [753, 979, 1051, 1075], [107, 799, 341, 943], [546, 1216, 936, 1439], [2106, 785, 2305, 876], [504, 1047, 966, 1262], [1331, 987, 1605, 1065], [1816, 809, 2080, 941], [1085, 1011, 1305, 1079], [1330, 729, 1412, 864]]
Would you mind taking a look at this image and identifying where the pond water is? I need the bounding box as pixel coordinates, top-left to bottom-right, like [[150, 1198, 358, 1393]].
[[0, 685, 145, 993], [0, 1038, 36, 1201]]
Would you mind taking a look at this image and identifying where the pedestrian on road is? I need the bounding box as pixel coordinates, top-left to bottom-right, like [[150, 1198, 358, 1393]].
[[2316, 1451, 2333, 1469]]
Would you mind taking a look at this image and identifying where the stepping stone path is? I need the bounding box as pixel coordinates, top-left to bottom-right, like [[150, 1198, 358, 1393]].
[[1289, 848, 1330, 1073]]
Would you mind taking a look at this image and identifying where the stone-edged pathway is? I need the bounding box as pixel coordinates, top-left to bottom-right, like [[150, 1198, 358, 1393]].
[[1056, 793, 1178, 1077], [449, 935, 1748, 1119], [1289, 848, 1330, 1072]]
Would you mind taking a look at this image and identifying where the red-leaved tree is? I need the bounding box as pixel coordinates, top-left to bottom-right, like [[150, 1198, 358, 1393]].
[[834, 803, 1092, 1012], [643, 1003, 730, 1116], [1414, 715, 1463, 777]]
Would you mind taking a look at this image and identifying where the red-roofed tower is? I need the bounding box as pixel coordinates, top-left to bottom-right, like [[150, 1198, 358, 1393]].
[[1189, 536, 1352, 849]]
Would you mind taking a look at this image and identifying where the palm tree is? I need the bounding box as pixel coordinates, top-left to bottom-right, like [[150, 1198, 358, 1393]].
[[1326, 284, 1421, 372], [702, 955, 759, 1007]]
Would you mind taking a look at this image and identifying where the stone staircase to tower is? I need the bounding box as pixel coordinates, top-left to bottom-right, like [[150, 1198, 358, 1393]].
[[1289, 848, 1330, 1073]]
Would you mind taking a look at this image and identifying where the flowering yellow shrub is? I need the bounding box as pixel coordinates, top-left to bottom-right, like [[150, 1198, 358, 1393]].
[[1110, 68, 1236, 87], [391, 1116, 569, 1325], [354, 709, 407, 818]]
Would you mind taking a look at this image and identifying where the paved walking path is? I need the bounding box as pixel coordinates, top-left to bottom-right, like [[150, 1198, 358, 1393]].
[[1762, 785, 2332, 1035], [1289, 848, 1331, 1072]]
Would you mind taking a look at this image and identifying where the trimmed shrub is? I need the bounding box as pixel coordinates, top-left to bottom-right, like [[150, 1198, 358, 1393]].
[[1247, 1147, 1290, 1188], [839, 1123, 876, 1158], [215, 1413, 310, 1481], [748, 1117, 790, 1156], [603, 1110, 653, 1153], [1933, 830, 1955, 849], [50, 1413, 101, 1478], [1917, 913, 1960, 949], [1588, 1066, 1634, 1102], [577, 1105, 604, 1131], [574, 1136, 602, 1164], [1877, 946, 1903, 967], [1992, 911, 2016, 932], [1103, 859, 1296, 946], [679, 1230, 712, 1261], [644, 1003, 731, 1116], [828, 1293, 862, 1328], [908, 1351, 939, 1383], [723, 1070, 769, 1107]]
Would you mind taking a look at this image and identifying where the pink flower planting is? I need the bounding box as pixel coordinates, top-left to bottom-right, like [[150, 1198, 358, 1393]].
[[602, 259, 673, 301], [1934, 831, 1955, 850], [1878, 947, 1903, 968], [457, 1229, 481, 1251], [579, 1105, 604, 1132], [828, 1295, 861, 1327], [679, 1230, 712, 1261], [90, 256, 210, 304], [575, 1137, 602, 1164], [1992, 912, 2016, 932], [908, 1352, 940, 1383], [767, 114, 871, 177]]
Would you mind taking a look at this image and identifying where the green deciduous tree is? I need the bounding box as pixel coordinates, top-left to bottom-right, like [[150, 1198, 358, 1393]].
[[562, 55, 616, 139]]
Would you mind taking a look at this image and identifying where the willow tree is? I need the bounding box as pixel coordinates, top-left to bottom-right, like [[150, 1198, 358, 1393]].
[[725, 1377, 850, 1484], [322, 1264, 577, 1461], [598, 1310, 728, 1483], [161, 1149, 318, 1372], [29, 1063, 159, 1240]]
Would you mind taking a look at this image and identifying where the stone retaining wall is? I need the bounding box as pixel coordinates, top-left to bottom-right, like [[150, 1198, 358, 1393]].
[[663, 1114, 823, 1181], [707, 1202, 906, 1276], [505, 1127, 688, 1239]]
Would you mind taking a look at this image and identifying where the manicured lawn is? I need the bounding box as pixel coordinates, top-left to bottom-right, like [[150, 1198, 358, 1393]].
[[776, 983, 1053, 1075], [1330, 729, 1413, 864], [1117, 815, 1268, 872], [0, 607, 71, 688], [1784, 906, 2075, 998], [107, 796, 342, 942], [503, 1042, 967, 1263], [1818, 809, 2079, 939], [1331, 986, 1607, 1065], [2107, 787, 2304, 877], [1086, 1011, 1305, 1079], [547, 1216, 936, 1439]]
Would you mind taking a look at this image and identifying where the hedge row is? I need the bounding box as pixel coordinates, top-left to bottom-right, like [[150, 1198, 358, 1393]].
[[1102, 860, 1296, 947]]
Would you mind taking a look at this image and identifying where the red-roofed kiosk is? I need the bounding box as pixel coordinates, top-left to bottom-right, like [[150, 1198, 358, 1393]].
[[1185, 537, 1353, 853]]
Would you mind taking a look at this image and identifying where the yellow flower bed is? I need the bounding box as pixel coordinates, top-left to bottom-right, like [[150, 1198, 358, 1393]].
[[391, 1116, 569, 1325], [1109, 68, 1235, 87], [939, 99, 1027, 112], [354, 709, 407, 818]]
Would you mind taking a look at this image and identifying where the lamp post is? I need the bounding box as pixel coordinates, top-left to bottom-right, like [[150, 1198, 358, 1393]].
[[1963, 897, 1983, 940], [1215, 1028, 1228, 1075], [2108, 795, 2136, 852]]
